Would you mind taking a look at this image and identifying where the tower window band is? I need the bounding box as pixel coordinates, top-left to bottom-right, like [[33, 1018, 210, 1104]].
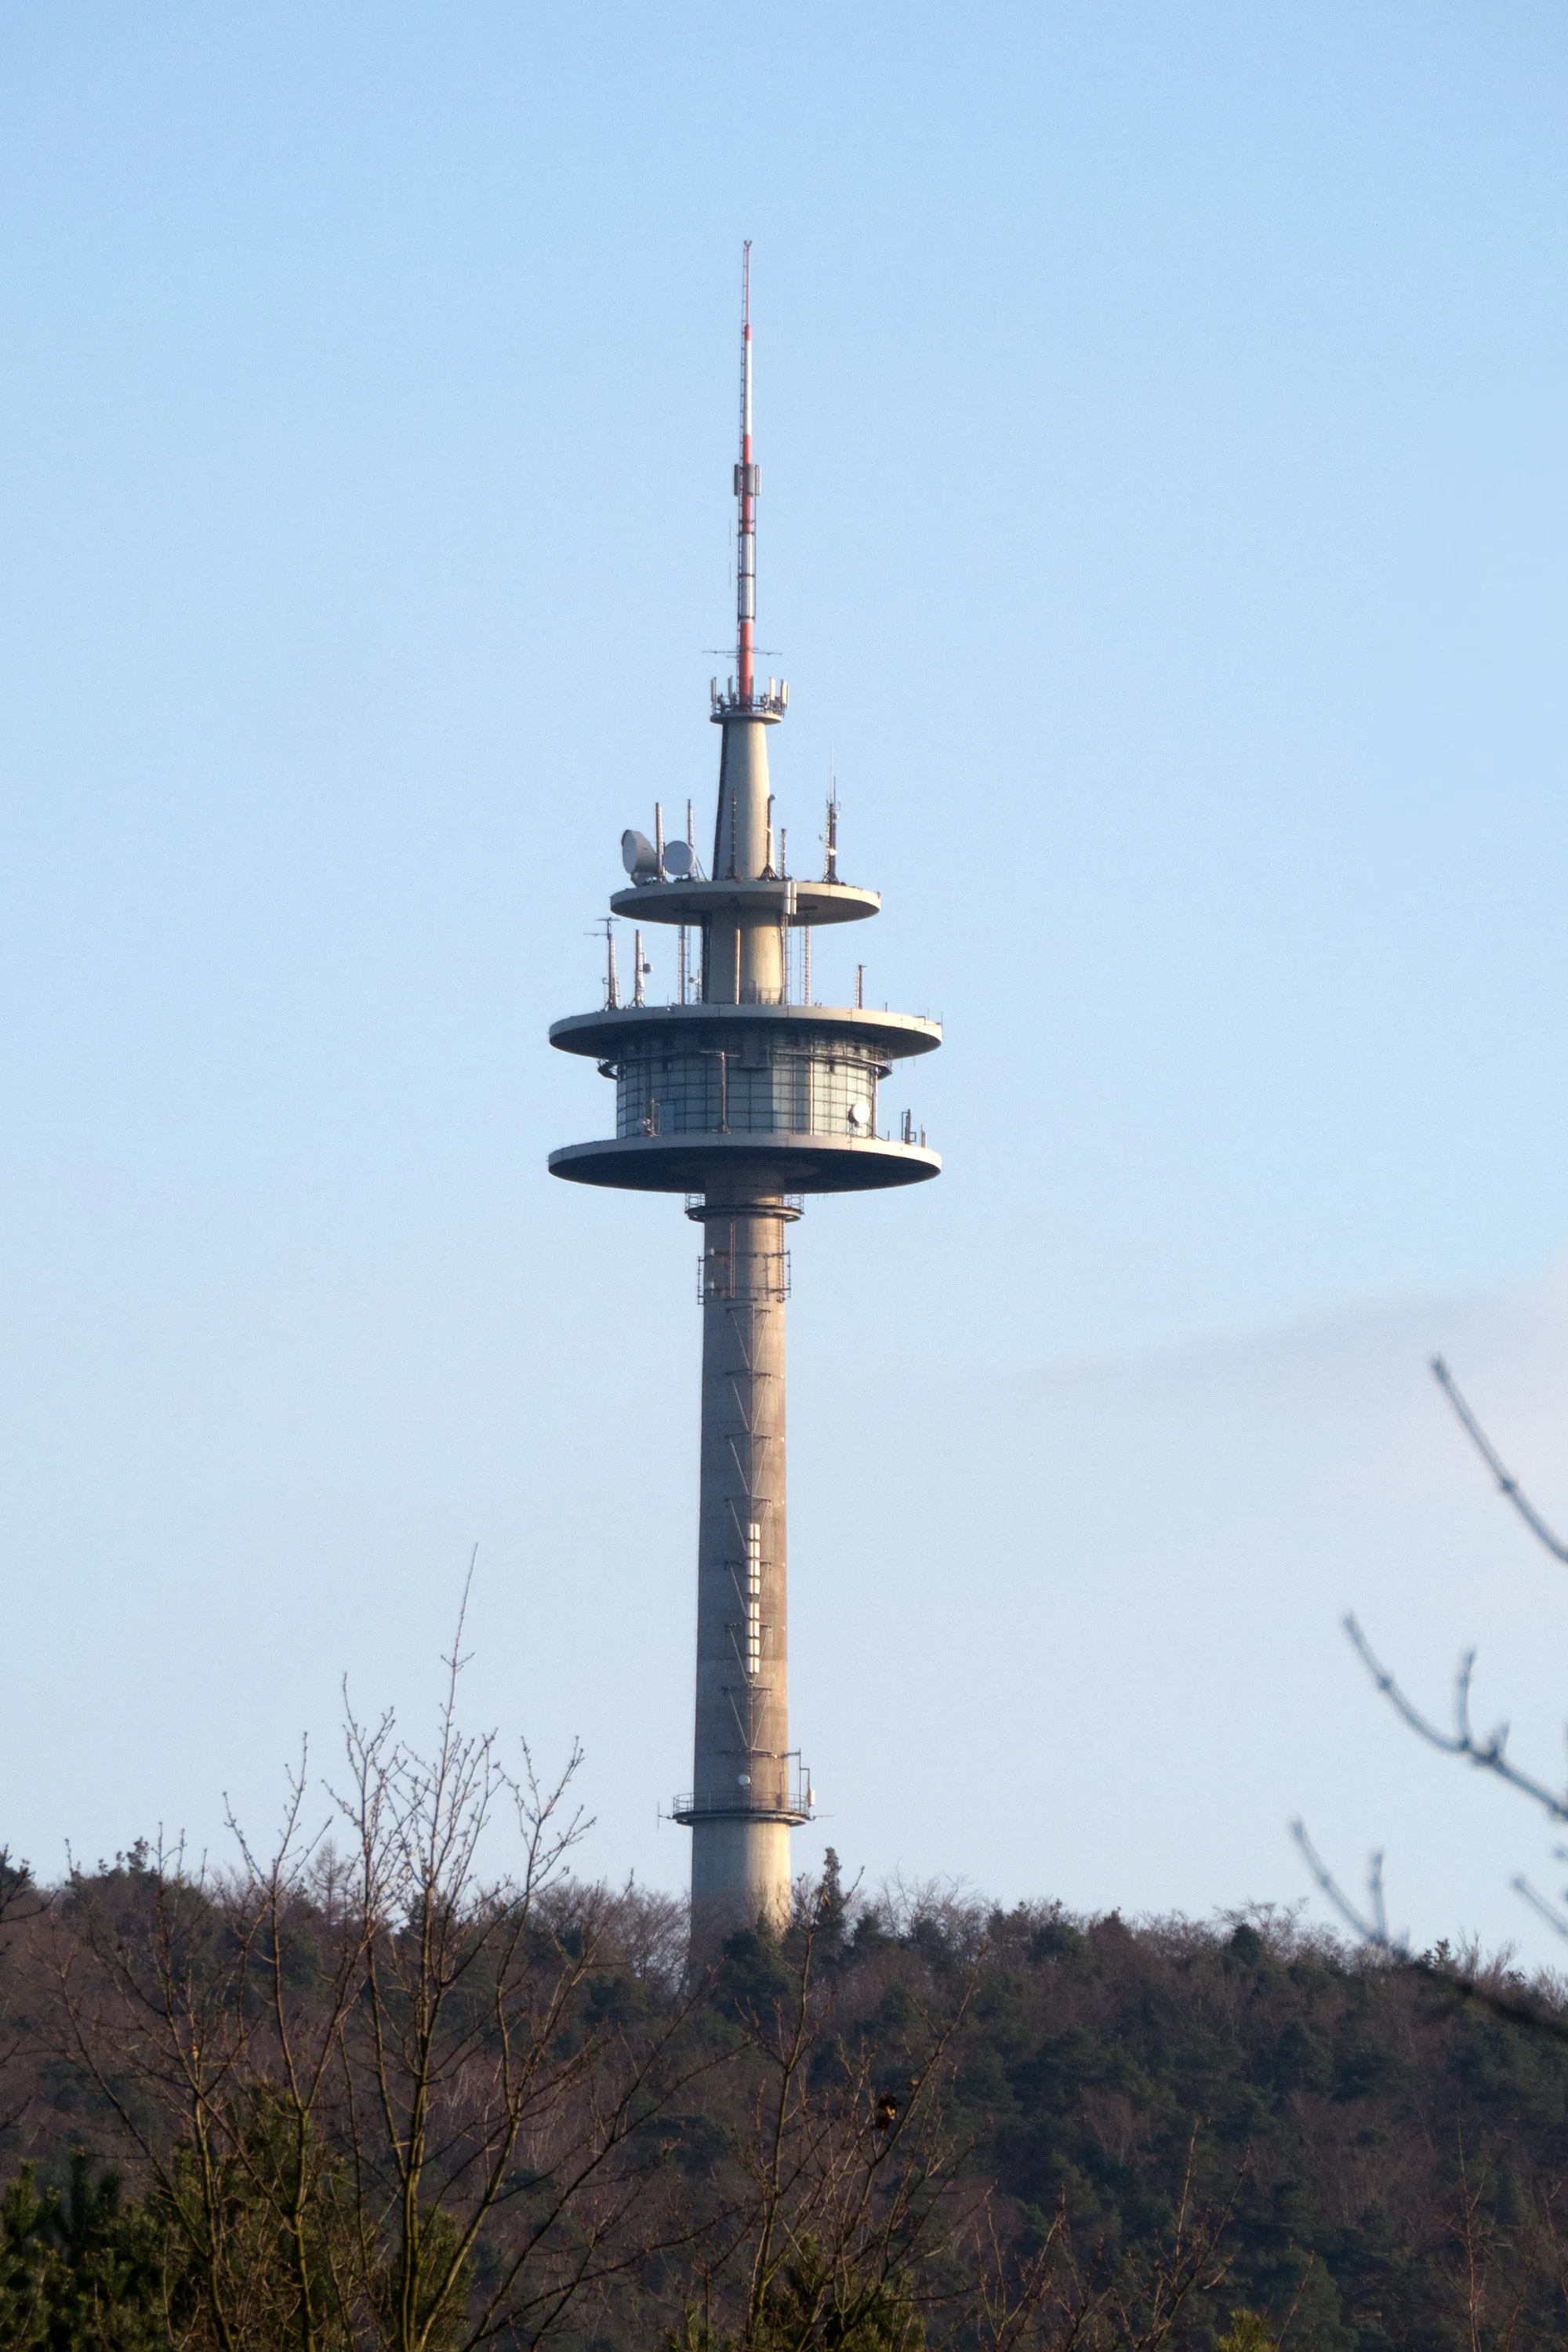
[[613, 1044, 883, 1141]]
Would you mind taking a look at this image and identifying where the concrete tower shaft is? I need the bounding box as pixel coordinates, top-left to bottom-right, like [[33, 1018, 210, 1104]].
[[684, 271, 796, 1936], [689, 1200, 794, 1934]]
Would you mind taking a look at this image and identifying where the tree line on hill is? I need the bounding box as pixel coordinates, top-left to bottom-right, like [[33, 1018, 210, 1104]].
[[5, 1246, 1563, 2350], [5, 1668, 1568, 2352]]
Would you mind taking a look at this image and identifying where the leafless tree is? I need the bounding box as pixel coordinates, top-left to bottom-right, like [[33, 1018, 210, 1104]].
[[49, 1595, 713, 2352]]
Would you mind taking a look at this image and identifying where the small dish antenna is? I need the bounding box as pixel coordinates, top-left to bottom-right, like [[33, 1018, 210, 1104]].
[[848, 1099, 871, 1131], [621, 828, 659, 881], [663, 838, 695, 878]]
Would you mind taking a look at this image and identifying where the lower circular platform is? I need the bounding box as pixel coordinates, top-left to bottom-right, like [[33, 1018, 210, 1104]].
[[547, 1131, 941, 1194], [669, 1791, 814, 1827]]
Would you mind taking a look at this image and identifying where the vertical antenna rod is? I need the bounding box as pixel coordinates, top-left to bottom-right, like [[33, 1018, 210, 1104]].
[[735, 241, 756, 706]]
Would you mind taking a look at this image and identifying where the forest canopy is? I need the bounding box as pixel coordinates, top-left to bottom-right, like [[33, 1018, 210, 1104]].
[[2, 1830, 1566, 2352]]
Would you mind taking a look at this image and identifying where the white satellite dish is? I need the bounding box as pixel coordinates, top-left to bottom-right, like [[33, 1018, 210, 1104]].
[[662, 838, 695, 878], [621, 828, 659, 880], [848, 1098, 871, 1130]]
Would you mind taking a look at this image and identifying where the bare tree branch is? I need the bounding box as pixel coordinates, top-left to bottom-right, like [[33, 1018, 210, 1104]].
[[1511, 1876, 1568, 1943], [1290, 1820, 1399, 1952], [1344, 1613, 1568, 1825], [1432, 1355, 1568, 1563]]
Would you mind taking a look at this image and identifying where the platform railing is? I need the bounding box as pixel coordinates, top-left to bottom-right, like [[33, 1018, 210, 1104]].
[[669, 1777, 815, 1824]]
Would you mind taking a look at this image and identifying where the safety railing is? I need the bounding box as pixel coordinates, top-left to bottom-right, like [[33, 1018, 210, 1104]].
[[669, 1775, 814, 1824]]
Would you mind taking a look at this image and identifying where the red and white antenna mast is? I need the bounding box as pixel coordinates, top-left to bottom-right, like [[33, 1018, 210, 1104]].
[[735, 241, 756, 706]]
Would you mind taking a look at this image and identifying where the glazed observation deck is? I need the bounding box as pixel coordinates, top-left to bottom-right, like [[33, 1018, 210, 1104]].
[[549, 1001, 941, 1194]]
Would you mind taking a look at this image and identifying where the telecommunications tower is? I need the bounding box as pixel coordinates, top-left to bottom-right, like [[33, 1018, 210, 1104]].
[[549, 250, 941, 1936]]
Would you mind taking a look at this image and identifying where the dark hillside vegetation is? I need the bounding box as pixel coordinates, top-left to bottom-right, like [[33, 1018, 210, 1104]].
[[3, 1839, 1568, 2350]]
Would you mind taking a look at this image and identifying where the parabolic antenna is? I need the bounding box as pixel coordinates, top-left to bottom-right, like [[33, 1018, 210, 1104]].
[[848, 1099, 871, 1130], [621, 828, 659, 880], [662, 838, 695, 878]]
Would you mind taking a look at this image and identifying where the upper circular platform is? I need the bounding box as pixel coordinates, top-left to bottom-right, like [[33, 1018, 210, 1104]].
[[548, 1131, 941, 1196], [608, 878, 879, 929], [549, 1000, 943, 1063]]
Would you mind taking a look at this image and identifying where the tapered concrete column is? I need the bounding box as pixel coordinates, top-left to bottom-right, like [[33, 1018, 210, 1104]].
[[706, 717, 784, 1007], [690, 1196, 793, 1940]]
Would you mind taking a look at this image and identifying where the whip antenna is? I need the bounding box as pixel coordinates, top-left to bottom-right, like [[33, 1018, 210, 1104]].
[[735, 241, 756, 706]]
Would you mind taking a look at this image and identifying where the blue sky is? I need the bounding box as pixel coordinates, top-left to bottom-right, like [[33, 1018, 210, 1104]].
[[3, 1, 1568, 1955]]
